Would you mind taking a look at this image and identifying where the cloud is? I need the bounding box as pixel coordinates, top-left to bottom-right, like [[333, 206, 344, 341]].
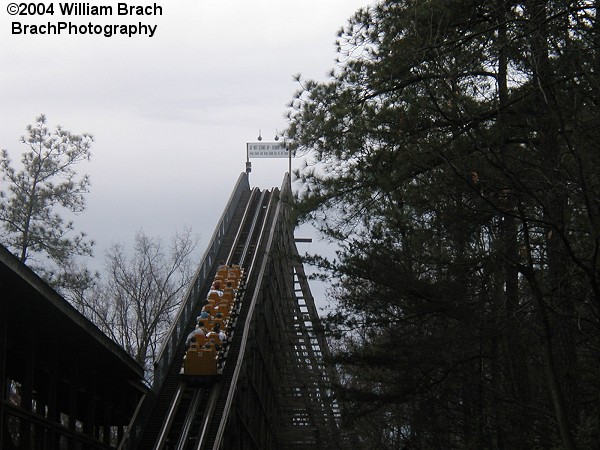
[[0, 0, 373, 307]]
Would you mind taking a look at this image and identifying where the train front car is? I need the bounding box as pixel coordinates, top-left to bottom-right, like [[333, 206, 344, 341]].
[[182, 264, 243, 379]]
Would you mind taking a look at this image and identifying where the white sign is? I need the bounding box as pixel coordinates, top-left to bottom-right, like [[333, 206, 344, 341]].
[[247, 142, 289, 158]]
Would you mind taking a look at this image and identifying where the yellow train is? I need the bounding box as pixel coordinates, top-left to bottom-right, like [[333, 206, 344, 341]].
[[182, 264, 243, 377]]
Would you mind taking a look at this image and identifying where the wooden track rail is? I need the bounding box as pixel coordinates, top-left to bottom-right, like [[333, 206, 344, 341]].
[[124, 173, 342, 450]]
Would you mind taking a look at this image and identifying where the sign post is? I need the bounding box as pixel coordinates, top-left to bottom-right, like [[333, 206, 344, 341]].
[[246, 142, 289, 158], [247, 141, 293, 192]]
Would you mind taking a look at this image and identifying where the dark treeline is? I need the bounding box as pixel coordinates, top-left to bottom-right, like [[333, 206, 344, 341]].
[[286, 1, 600, 448]]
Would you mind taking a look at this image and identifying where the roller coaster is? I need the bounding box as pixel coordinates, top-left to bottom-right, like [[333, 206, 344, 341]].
[[120, 173, 341, 450]]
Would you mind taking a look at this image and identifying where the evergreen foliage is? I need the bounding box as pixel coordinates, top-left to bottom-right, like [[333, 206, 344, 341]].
[[0, 114, 94, 290], [287, 1, 600, 448]]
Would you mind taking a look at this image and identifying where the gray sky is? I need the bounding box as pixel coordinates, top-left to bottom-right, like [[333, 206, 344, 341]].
[[0, 0, 371, 306]]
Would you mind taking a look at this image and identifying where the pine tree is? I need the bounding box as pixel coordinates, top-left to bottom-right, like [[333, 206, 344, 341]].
[[0, 114, 94, 285], [287, 1, 600, 447]]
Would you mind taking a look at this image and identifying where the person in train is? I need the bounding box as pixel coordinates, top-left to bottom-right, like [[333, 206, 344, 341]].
[[209, 302, 229, 318], [213, 321, 226, 335], [206, 322, 227, 349], [208, 281, 224, 298], [186, 325, 206, 346]]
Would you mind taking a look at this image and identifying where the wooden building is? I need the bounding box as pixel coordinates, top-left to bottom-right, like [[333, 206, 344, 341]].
[[0, 245, 147, 449]]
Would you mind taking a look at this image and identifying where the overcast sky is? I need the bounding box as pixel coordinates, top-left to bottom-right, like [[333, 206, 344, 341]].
[[0, 0, 372, 306]]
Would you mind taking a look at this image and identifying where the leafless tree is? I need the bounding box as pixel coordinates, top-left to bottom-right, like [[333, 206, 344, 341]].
[[77, 228, 198, 375]]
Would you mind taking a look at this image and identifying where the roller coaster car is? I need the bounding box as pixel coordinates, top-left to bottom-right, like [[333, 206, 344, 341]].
[[182, 331, 227, 375], [203, 303, 231, 321], [181, 264, 243, 379], [207, 291, 221, 303], [182, 343, 221, 380]]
